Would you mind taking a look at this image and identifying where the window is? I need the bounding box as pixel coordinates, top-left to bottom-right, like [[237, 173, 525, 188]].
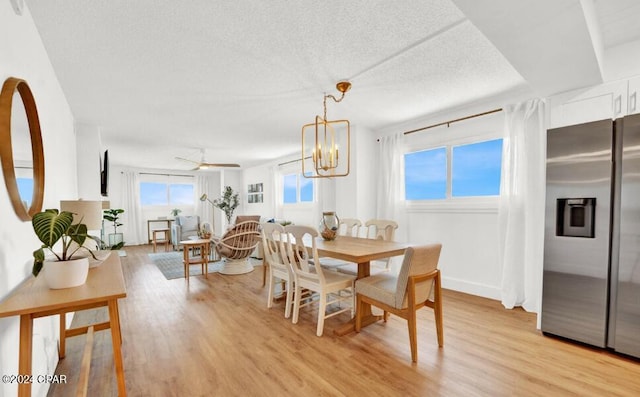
[[17, 177, 34, 207], [404, 147, 447, 200], [283, 173, 314, 204], [404, 138, 503, 200], [140, 182, 194, 206], [452, 139, 503, 197]]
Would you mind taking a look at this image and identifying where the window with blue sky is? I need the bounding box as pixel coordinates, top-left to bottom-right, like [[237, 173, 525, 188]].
[[452, 139, 503, 197], [140, 182, 194, 206], [404, 138, 503, 200], [17, 177, 34, 207], [283, 173, 314, 204]]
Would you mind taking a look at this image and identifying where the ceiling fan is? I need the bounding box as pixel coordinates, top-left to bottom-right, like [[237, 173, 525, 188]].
[[175, 149, 240, 170]]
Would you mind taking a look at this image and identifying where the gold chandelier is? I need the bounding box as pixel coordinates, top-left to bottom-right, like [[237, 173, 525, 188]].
[[302, 81, 351, 178]]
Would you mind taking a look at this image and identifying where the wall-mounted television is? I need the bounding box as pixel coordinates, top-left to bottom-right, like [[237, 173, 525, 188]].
[[101, 150, 109, 197]]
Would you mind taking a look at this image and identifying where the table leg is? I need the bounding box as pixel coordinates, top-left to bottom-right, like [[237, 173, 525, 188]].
[[183, 247, 189, 283], [18, 314, 33, 397], [59, 312, 66, 358], [108, 299, 127, 396], [333, 261, 383, 336], [202, 243, 208, 279]]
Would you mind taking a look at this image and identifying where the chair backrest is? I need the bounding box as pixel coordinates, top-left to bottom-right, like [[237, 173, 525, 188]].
[[176, 215, 200, 232], [364, 219, 398, 241], [339, 218, 362, 237], [394, 244, 442, 309], [235, 215, 261, 224], [215, 220, 261, 260], [261, 222, 288, 273], [283, 225, 324, 284]]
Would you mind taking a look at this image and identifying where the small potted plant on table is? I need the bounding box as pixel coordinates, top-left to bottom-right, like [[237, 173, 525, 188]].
[[32, 209, 100, 289]]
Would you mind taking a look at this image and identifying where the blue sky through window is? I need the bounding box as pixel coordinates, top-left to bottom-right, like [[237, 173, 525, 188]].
[[452, 139, 503, 197], [283, 174, 297, 203], [17, 178, 33, 207], [169, 184, 194, 205], [404, 147, 447, 200]]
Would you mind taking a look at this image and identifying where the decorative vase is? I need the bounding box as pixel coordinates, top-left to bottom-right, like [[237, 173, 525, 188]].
[[319, 211, 340, 241], [43, 257, 90, 289]]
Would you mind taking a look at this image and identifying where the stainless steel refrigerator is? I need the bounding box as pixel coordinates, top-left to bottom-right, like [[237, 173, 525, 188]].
[[542, 114, 640, 359]]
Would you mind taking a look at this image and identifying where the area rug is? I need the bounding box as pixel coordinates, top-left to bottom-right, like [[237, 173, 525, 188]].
[[148, 251, 260, 280]]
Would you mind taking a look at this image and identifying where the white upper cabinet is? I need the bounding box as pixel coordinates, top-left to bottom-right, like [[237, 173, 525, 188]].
[[628, 76, 640, 116], [548, 79, 628, 129]]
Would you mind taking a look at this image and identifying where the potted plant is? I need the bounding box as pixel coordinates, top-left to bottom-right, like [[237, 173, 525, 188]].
[[213, 186, 239, 225], [103, 208, 125, 249], [32, 209, 99, 289], [170, 208, 182, 218]]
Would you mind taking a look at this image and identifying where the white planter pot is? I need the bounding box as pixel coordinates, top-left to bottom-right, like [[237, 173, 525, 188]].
[[43, 257, 90, 289], [219, 258, 254, 275]]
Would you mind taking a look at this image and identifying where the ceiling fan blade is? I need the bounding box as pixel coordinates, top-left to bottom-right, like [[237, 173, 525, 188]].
[[200, 163, 241, 168], [175, 156, 200, 165]]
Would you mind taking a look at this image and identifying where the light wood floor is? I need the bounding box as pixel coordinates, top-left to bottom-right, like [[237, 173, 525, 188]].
[[48, 245, 640, 397]]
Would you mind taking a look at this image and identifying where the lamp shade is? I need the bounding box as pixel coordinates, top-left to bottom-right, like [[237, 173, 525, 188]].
[[60, 200, 103, 230]]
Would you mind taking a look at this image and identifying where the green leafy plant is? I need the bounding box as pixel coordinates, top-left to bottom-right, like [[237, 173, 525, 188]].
[[103, 208, 125, 250], [213, 186, 239, 224], [103, 208, 124, 233], [32, 209, 98, 277], [170, 208, 182, 217]]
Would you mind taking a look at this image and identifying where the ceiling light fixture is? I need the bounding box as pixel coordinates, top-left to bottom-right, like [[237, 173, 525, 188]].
[[302, 81, 351, 178]]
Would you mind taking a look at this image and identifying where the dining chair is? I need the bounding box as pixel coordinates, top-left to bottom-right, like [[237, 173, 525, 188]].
[[320, 218, 363, 271], [355, 243, 443, 362], [283, 225, 356, 336], [261, 222, 294, 318], [336, 219, 399, 276], [339, 218, 362, 237]]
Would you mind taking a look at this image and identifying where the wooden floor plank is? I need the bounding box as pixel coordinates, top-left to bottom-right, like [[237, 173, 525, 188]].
[[47, 245, 640, 397]]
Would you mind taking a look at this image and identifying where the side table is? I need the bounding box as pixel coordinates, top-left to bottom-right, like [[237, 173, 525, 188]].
[[180, 239, 211, 282]]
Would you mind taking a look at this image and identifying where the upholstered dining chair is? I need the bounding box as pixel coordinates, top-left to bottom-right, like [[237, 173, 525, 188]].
[[336, 219, 399, 276], [283, 225, 356, 336], [355, 243, 443, 362], [214, 220, 261, 275], [261, 222, 294, 318]]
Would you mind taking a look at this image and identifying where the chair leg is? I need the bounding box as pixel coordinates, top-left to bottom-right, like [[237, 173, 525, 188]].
[[262, 260, 268, 287], [317, 292, 327, 336], [408, 310, 418, 363], [383, 311, 389, 322], [284, 279, 293, 319], [267, 273, 275, 309], [434, 273, 444, 347], [292, 284, 301, 324]]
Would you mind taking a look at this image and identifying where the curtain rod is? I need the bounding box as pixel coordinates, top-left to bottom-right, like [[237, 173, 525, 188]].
[[278, 156, 311, 167], [124, 172, 194, 178], [402, 108, 503, 136]]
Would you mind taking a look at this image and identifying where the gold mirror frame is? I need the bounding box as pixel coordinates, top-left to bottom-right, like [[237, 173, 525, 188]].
[[0, 77, 45, 221]]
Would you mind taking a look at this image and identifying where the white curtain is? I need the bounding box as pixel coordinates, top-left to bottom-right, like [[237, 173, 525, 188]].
[[196, 175, 214, 234], [376, 132, 406, 241], [498, 99, 546, 312], [121, 171, 144, 245], [270, 165, 283, 220]]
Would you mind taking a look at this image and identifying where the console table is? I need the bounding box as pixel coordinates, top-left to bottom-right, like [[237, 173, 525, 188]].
[[0, 252, 128, 396], [147, 219, 174, 243]]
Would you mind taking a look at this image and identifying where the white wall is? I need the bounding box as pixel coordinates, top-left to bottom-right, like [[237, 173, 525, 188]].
[[74, 122, 102, 200], [387, 110, 506, 299], [0, 4, 77, 397]]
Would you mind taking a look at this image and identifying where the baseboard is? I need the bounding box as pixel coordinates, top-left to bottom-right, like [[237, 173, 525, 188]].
[[442, 276, 501, 301]]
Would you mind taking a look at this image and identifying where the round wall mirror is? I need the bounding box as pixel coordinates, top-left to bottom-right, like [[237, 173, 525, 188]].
[[0, 77, 45, 221]]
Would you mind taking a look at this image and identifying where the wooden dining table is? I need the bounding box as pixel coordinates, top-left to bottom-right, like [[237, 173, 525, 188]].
[[312, 236, 409, 336]]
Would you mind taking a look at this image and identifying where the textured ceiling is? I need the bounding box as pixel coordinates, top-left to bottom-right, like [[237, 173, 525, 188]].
[[21, 0, 640, 170]]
